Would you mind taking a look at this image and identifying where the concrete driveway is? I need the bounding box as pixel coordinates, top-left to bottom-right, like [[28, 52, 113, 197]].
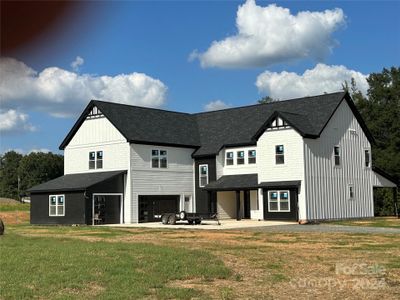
[[105, 219, 295, 230]]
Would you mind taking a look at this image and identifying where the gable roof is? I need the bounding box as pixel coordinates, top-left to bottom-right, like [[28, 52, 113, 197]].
[[59, 92, 375, 157]]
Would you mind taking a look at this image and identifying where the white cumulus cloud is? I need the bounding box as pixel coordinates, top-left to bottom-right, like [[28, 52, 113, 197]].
[[0, 109, 36, 134], [71, 56, 84, 72], [255, 63, 369, 100], [0, 57, 168, 118], [191, 0, 345, 68], [204, 100, 231, 111]]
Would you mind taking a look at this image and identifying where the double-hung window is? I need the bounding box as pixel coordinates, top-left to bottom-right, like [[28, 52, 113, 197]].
[[89, 151, 103, 169], [237, 151, 245, 165], [248, 150, 256, 164], [364, 149, 371, 168], [199, 164, 209, 187], [275, 145, 284, 164], [226, 152, 234, 166], [49, 195, 65, 216], [268, 191, 290, 212], [348, 184, 354, 199], [151, 150, 168, 168], [334, 146, 341, 166]]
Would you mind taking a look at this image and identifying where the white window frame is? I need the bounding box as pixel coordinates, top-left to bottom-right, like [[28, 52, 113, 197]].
[[199, 164, 209, 187], [226, 151, 234, 166], [348, 184, 354, 200], [49, 194, 65, 217], [334, 146, 341, 166], [364, 149, 371, 168], [151, 149, 168, 168], [268, 190, 290, 212]]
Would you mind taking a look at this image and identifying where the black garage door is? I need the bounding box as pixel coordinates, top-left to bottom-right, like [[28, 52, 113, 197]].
[[263, 188, 298, 221], [139, 195, 179, 222]]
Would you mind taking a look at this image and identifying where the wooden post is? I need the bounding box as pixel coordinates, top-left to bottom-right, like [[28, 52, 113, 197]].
[[236, 190, 241, 221], [393, 187, 399, 218]]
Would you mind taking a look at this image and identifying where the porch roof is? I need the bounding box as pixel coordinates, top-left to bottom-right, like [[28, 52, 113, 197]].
[[28, 170, 126, 193], [204, 174, 259, 191], [259, 180, 301, 189]]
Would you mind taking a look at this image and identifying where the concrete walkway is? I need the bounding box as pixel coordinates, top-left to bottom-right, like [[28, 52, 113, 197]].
[[104, 219, 295, 230]]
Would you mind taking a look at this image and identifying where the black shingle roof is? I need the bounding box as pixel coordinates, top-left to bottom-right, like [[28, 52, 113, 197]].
[[59, 91, 374, 157], [204, 174, 259, 191], [28, 171, 126, 193]]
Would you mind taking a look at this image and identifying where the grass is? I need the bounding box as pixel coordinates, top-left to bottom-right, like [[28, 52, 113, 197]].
[[0, 202, 30, 212], [325, 217, 400, 228], [0, 230, 230, 299], [1, 206, 399, 299]]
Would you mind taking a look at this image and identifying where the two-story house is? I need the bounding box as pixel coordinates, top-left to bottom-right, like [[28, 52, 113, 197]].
[[28, 91, 397, 225]]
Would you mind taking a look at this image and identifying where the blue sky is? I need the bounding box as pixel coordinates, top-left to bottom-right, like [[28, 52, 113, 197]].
[[1, 0, 399, 154]]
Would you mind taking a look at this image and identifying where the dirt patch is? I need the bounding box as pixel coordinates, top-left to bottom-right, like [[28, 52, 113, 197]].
[[0, 211, 29, 225]]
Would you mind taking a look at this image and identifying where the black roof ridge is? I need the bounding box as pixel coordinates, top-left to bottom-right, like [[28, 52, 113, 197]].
[[91, 99, 192, 116], [192, 91, 346, 116]]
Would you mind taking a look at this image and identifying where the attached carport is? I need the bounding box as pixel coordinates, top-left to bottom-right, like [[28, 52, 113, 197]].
[[372, 167, 399, 217], [28, 170, 126, 225]]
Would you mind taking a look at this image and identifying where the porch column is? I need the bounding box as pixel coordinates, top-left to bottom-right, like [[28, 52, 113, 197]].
[[236, 190, 241, 221], [393, 187, 399, 218]]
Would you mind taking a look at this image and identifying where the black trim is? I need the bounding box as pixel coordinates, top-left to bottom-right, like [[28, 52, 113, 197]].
[[372, 166, 398, 186], [259, 180, 301, 189], [130, 140, 199, 150]]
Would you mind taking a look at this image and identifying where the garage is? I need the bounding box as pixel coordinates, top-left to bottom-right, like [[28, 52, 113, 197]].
[[139, 195, 180, 222], [92, 194, 122, 225]]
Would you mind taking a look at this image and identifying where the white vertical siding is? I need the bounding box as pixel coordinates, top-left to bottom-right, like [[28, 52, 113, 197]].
[[372, 172, 397, 187], [130, 144, 195, 223], [304, 100, 374, 220], [257, 128, 306, 220]]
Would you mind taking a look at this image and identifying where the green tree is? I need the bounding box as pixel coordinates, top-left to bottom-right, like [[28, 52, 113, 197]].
[[18, 152, 64, 194], [258, 96, 276, 104], [0, 151, 23, 199]]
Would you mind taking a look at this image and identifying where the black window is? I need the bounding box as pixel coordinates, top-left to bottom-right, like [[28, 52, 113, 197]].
[[334, 146, 340, 166], [96, 151, 103, 169], [349, 185, 354, 199], [89, 152, 96, 169], [237, 151, 245, 165], [365, 149, 370, 167], [226, 152, 234, 166], [151, 149, 167, 168], [248, 150, 256, 164], [275, 145, 284, 164]]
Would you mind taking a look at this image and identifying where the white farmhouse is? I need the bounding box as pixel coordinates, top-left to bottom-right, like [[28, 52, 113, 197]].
[[29, 92, 398, 224]]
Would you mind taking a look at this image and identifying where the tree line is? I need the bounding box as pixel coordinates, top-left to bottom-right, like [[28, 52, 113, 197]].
[[0, 151, 63, 200]]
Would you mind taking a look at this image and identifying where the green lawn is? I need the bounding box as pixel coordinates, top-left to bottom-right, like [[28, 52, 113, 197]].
[[325, 217, 400, 228], [0, 229, 230, 299], [0, 202, 30, 212]]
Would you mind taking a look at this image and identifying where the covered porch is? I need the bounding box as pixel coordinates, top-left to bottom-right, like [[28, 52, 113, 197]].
[[204, 174, 260, 220], [372, 167, 399, 217]]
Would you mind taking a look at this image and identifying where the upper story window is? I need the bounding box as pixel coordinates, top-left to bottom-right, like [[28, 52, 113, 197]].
[[49, 195, 65, 216], [226, 152, 234, 166], [89, 151, 103, 169], [275, 145, 284, 164], [334, 146, 341, 166], [237, 151, 245, 165], [364, 149, 371, 168], [199, 164, 209, 187], [151, 149, 168, 168], [248, 150, 256, 164]]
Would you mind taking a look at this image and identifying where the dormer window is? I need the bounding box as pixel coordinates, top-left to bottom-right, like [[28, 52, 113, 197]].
[[226, 152, 234, 166]]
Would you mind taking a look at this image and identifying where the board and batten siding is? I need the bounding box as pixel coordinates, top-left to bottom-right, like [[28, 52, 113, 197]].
[[257, 127, 306, 220], [130, 143, 195, 223], [63, 115, 131, 223], [304, 100, 373, 220]]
